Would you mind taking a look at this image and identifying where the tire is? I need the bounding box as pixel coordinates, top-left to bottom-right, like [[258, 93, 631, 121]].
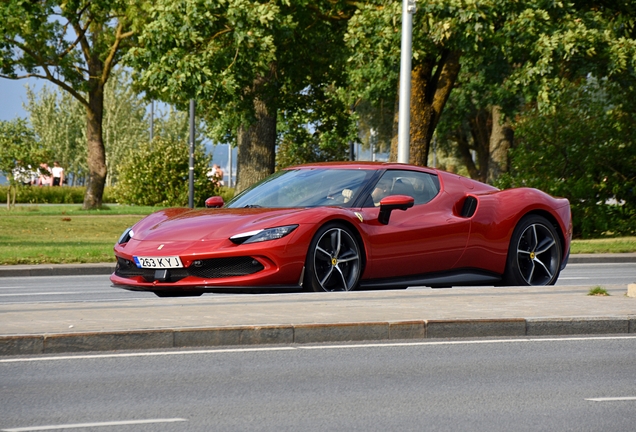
[[503, 215, 562, 286], [305, 223, 362, 292]]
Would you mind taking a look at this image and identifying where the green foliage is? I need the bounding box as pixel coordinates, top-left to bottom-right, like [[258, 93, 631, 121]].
[[276, 86, 357, 169], [24, 85, 87, 183], [24, 68, 151, 185], [126, 0, 356, 176], [0, 118, 51, 207], [0, 118, 42, 178], [0, 0, 140, 95], [0, 0, 143, 208], [113, 137, 217, 207], [497, 80, 636, 238], [0, 186, 116, 204], [587, 286, 610, 296], [216, 186, 236, 204]]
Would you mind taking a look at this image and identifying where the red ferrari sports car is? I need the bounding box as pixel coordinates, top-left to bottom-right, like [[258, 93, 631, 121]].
[[111, 162, 572, 297]]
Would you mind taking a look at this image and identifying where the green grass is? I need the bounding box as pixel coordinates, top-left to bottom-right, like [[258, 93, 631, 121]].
[[0, 214, 147, 264], [0, 205, 158, 264], [0, 204, 161, 216], [570, 236, 636, 254], [0, 205, 635, 265], [587, 286, 610, 296]]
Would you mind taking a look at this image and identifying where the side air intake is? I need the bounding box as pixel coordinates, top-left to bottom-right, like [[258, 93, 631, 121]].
[[461, 196, 478, 218]]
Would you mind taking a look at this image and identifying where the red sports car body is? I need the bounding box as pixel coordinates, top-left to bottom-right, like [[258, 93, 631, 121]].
[[111, 162, 572, 296]]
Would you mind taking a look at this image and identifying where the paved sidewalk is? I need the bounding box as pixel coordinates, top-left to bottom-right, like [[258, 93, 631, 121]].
[[1, 283, 635, 356]]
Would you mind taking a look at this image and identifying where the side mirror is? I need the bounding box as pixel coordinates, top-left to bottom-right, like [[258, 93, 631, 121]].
[[378, 195, 414, 225], [205, 196, 224, 208]]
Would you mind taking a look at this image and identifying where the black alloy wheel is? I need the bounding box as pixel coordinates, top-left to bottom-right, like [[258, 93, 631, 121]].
[[305, 223, 362, 292], [503, 215, 562, 286]]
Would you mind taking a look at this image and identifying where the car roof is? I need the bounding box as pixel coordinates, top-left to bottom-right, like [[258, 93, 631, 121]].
[[284, 161, 439, 175]]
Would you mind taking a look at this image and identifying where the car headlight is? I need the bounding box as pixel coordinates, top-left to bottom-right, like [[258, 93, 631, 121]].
[[230, 225, 298, 245], [118, 227, 134, 244]]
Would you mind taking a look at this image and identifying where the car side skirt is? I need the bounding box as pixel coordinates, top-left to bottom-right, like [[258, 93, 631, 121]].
[[359, 268, 502, 289]]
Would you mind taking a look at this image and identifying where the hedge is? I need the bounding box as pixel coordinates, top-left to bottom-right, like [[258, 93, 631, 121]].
[[0, 185, 116, 204], [0, 184, 234, 206]]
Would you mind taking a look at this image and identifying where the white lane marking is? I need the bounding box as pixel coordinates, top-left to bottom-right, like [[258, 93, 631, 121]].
[[1, 418, 188, 431], [0, 291, 82, 297], [2, 336, 636, 363], [585, 397, 636, 402], [558, 277, 589, 280]]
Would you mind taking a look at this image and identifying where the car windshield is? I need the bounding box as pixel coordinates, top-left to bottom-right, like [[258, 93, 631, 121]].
[[226, 169, 374, 208]]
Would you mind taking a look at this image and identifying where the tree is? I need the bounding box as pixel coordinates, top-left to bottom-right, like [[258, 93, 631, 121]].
[[498, 79, 636, 238], [0, 119, 48, 208], [0, 0, 141, 208], [24, 85, 86, 184], [346, 0, 636, 172], [126, 0, 356, 191]]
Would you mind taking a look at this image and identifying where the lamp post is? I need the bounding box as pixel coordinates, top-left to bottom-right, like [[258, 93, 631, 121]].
[[188, 99, 195, 208], [397, 0, 417, 164], [149, 100, 154, 142]]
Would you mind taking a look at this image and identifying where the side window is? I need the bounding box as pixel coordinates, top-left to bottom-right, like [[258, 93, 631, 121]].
[[364, 170, 440, 207]]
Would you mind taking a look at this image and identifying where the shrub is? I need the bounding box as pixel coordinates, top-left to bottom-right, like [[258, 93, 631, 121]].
[[0, 185, 116, 205], [496, 81, 636, 238], [113, 137, 218, 207]]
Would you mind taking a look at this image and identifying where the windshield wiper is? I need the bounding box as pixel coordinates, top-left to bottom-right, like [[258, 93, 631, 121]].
[[243, 204, 262, 208]]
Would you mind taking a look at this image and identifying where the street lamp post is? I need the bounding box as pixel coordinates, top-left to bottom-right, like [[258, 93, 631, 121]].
[[188, 99, 195, 208], [397, 0, 417, 164]]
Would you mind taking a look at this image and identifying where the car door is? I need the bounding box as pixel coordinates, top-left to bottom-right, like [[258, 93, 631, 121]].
[[358, 170, 470, 280]]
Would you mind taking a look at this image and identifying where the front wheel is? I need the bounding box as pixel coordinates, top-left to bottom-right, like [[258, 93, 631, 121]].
[[503, 215, 562, 286], [305, 223, 362, 292]]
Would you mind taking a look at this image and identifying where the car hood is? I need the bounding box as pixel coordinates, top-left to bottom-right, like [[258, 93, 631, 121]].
[[131, 207, 312, 242]]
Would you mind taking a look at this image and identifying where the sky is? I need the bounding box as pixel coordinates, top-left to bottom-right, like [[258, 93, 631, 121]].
[[0, 77, 40, 121]]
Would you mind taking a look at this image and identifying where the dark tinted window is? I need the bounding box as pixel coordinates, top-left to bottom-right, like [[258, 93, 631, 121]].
[[364, 170, 440, 207]]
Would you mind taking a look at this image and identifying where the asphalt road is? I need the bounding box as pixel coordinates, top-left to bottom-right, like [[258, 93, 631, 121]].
[[1, 336, 635, 431], [0, 262, 633, 304]]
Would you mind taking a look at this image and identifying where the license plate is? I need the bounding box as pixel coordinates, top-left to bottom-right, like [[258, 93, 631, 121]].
[[133, 256, 183, 269]]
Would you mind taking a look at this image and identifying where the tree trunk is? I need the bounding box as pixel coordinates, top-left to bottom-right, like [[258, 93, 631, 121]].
[[456, 128, 480, 179], [487, 105, 513, 183], [390, 51, 461, 165], [235, 97, 277, 192], [82, 85, 107, 209], [455, 108, 493, 182], [469, 108, 491, 182]]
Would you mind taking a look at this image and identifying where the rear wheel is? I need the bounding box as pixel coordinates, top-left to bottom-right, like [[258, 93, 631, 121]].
[[305, 223, 362, 292], [503, 215, 562, 286]]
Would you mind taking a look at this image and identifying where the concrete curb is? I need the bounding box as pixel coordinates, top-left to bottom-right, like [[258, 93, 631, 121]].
[[2, 317, 634, 356], [568, 253, 636, 264], [1, 254, 635, 278], [0, 263, 115, 277]]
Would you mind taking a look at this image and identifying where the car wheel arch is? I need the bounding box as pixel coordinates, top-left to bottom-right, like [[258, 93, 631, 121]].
[[318, 218, 368, 271], [516, 209, 566, 255]]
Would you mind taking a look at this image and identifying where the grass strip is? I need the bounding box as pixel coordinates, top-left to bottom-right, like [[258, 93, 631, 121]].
[[570, 236, 636, 254], [0, 214, 147, 264]]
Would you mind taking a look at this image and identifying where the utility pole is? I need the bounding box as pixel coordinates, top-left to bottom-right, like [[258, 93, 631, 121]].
[[149, 100, 154, 142], [397, 0, 417, 164], [188, 99, 195, 208]]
